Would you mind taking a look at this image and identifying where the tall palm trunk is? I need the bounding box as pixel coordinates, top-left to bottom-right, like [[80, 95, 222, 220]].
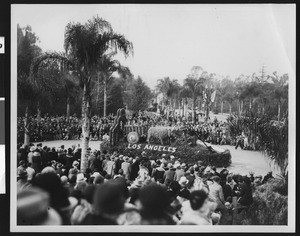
[[96, 75, 100, 113], [24, 105, 30, 146], [192, 95, 196, 124], [278, 101, 281, 121], [66, 96, 70, 117], [205, 102, 210, 121], [183, 98, 188, 118], [103, 78, 107, 117], [80, 83, 91, 173], [221, 101, 224, 114], [241, 100, 243, 114], [37, 101, 41, 122]]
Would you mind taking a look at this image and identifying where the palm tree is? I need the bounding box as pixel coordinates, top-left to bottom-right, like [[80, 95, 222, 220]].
[[31, 16, 133, 173], [269, 73, 288, 121], [98, 55, 131, 117], [156, 77, 180, 118], [183, 75, 206, 124]]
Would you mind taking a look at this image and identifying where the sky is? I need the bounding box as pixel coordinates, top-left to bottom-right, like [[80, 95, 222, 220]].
[[12, 4, 295, 89]]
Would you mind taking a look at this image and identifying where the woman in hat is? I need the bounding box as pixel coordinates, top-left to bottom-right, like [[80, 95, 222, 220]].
[[180, 189, 212, 225], [32, 151, 42, 173], [138, 183, 175, 225], [121, 156, 131, 180], [81, 182, 124, 225], [17, 168, 30, 193], [151, 161, 165, 184], [17, 187, 62, 225]]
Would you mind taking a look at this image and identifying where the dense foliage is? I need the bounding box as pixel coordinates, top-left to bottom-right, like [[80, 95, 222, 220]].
[[227, 112, 288, 176], [242, 178, 288, 225]]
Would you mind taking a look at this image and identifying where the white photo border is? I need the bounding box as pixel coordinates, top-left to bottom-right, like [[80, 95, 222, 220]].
[[10, 3, 296, 233]]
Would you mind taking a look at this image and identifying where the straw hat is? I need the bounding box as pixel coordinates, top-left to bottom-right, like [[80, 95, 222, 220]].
[[17, 187, 62, 225], [76, 173, 87, 183]]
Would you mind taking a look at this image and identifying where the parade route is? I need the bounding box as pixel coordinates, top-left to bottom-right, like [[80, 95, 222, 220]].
[[35, 140, 280, 177]]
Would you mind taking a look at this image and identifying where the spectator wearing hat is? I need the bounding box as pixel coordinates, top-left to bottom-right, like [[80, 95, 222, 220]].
[[88, 150, 97, 172], [71, 185, 96, 225], [222, 175, 234, 201], [174, 162, 185, 182], [17, 187, 62, 225], [237, 176, 253, 208], [65, 148, 75, 170], [138, 183, 175, 225], [114, 169, 125, 179], [32, 151, 42, 173], [185, 169, 195, 189], [102, 154, 110, 173], [208, 176, 226, 214], [93, 174, 105, 185], [32, 172, 78, 225], [151, 161, 165, 184], [114, 155, 123, 176], [176, 177, 190, 204], [50, 160, 57, 170], [27, 146, 36, 164], [41, 166, 56, 174], [68, 161, 79, 179], [138, 161, 150, 181], [130, 156, 141, 181], [163, 163, 176, 187], [17, 160, 26, 173], [49, 147, 58, 163], [180, 189, 212, 225], [81, 182, 124, 225], [121, 156, 132, 180], [26, 162, 35, 182], [106, 156, 116, 177], [17, 144, 29, 165], [56, 163, 65, 177], [17, 168, 30, 193]]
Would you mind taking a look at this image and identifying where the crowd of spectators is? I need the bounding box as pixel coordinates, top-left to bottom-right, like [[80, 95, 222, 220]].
[[16, 142, 274, 226], [17, 113, 233, 146]]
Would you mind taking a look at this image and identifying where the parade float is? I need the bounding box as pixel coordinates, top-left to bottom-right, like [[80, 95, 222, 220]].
[[102, 109, 232, 168]]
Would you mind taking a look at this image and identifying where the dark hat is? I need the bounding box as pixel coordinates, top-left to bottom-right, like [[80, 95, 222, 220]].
[[93, 175, 104, 185], [17, 168, 28, 178], [189, 190, 208, 211], [93, 182, 125, 215], [17, 187, 62, 225], [139, 183, 169, 213], [31, 172, 71, 210], [19, 160, 25, 166], [84, 185, 97, 204]]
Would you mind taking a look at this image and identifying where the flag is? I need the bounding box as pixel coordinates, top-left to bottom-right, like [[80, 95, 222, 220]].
[[211, 90, 216, 103]]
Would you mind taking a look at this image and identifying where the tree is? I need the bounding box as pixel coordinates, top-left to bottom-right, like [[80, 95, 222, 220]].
[[183, 66, 206, 123], [156, 77, 181, 117], [106, 79, 125, 114], [268, 72, 288, 121], [125, 76, 152, 112], [98, 55, 131, 116], [31, 16, 133, 173], [17, 24, 42, 145]]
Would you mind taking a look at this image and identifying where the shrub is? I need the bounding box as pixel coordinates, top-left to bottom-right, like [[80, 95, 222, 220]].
[[241, 178, 288, 225]]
